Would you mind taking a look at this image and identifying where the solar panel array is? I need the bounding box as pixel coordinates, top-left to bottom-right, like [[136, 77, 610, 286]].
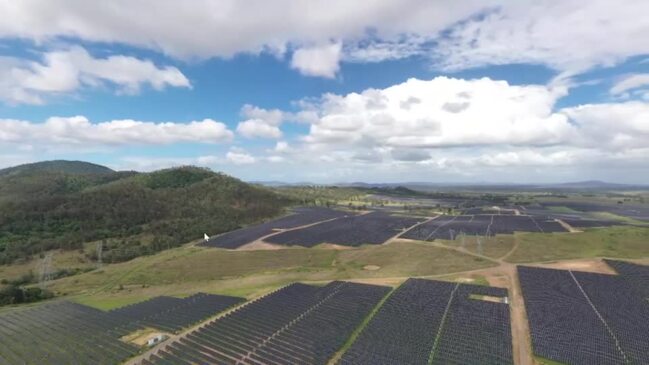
[[0, 301, 139, 365], [339, 278, 512, 365], [401, 214, 566, 241], [110, 293, 245, 333], [265, 211, 423, 247], [519, 266, 649, 365], [605, 259, 649, 299], [141, 281, 390, 365], [201, 207, 349, 249]]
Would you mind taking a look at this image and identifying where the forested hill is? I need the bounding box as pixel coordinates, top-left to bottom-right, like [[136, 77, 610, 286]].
[[0, 161, 291, 265], [0, 160, 114, 177]]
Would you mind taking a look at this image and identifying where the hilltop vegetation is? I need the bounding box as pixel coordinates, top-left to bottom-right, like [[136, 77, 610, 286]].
[[0, 161, 291, 265], [0, 160, 114, 177]]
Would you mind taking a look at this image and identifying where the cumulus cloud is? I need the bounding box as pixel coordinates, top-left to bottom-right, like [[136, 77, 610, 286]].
[[232, 76, 649, 182], [291, 43, 342, 78], [236, 104, 284, 138], [303, 77, 573, 148], [0, 46, 190, 104], [226, 148, 256, 165], [236, 120, 282, 139], [561, 101, 649, 150], [0, 116, 233, 146]]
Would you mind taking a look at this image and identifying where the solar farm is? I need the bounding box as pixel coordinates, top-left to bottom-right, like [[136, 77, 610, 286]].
[[1, 197, 648, 364], [201, 207, 350, 249], [0, 292, 244, 364], [265, 211, 423, 247], [0, 301, 139, 365], [339, 278, 512, 365], [519, 265, 649, 364], [400, 214, 567, 241], [1, 259, 648, 364], [109, 293, 245, 333]]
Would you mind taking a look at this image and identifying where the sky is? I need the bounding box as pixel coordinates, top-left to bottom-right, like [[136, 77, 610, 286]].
[[0, 1, 648, 183]]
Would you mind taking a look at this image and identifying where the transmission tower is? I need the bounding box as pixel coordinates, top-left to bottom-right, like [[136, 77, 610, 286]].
[[38, 252, 54, 289], [460, 231, 466, 249], [449, 229, 456, 241], [477, 236, 484, 256], [96, 241, 103, 268]]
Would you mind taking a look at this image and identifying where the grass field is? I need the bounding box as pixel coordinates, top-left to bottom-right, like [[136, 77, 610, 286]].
[[46, 240, 496, 310], [506, 226, 649, 263], [0, 249, 94, 281], [7, 225, 648, 313], [437, 234, 516, 259]]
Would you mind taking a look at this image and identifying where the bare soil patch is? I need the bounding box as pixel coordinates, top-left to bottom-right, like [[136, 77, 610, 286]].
[[121, 328, 168, 346], [529, 258, 616, 274], [237, 240, 285, 251], [556, 219, 582, 233], [363, 265, 381, 271], [337, 276, 406, 287], [314, 243, 353, 250]]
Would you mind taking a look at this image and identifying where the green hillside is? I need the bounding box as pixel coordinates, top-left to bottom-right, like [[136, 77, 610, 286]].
[[0, 160, 114, 177], [0, 161, 291, 265]]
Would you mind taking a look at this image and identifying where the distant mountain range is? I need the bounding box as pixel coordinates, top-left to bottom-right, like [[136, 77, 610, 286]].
[[253, 180, 649, 191], [3, 161, 645, 192]]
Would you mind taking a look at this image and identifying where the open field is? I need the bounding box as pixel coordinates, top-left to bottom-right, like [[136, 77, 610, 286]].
[[0, 249, 94, 282], [44, 240, 495, 310], [4, 224, 646, 313], [505, 226, 649, 263]]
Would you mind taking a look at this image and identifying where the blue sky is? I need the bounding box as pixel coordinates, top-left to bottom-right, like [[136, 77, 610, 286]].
[[0, 1, 648, 183]]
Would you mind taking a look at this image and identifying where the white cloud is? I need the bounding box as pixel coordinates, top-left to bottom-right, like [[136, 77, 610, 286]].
[[226, 148, 256, 165], [291, 43, 342, 78], [236, 104, 284, 138], [432, 1, 649, 75], [0, 46, 190, 104], [274, 141, 290, 153], [231, 76, 649, 182], [266, 155, 285, 163], [0, 116, 233, 146], [236, 120, 282, 139], [115, 155, 223, 171], [0, 1, 646, 78], [610, 73, 649, 95], [343, 37, 426, 63], [561, 101, 649, 150], [0, 1, 480, 59], [303, 77, 573, 148]]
